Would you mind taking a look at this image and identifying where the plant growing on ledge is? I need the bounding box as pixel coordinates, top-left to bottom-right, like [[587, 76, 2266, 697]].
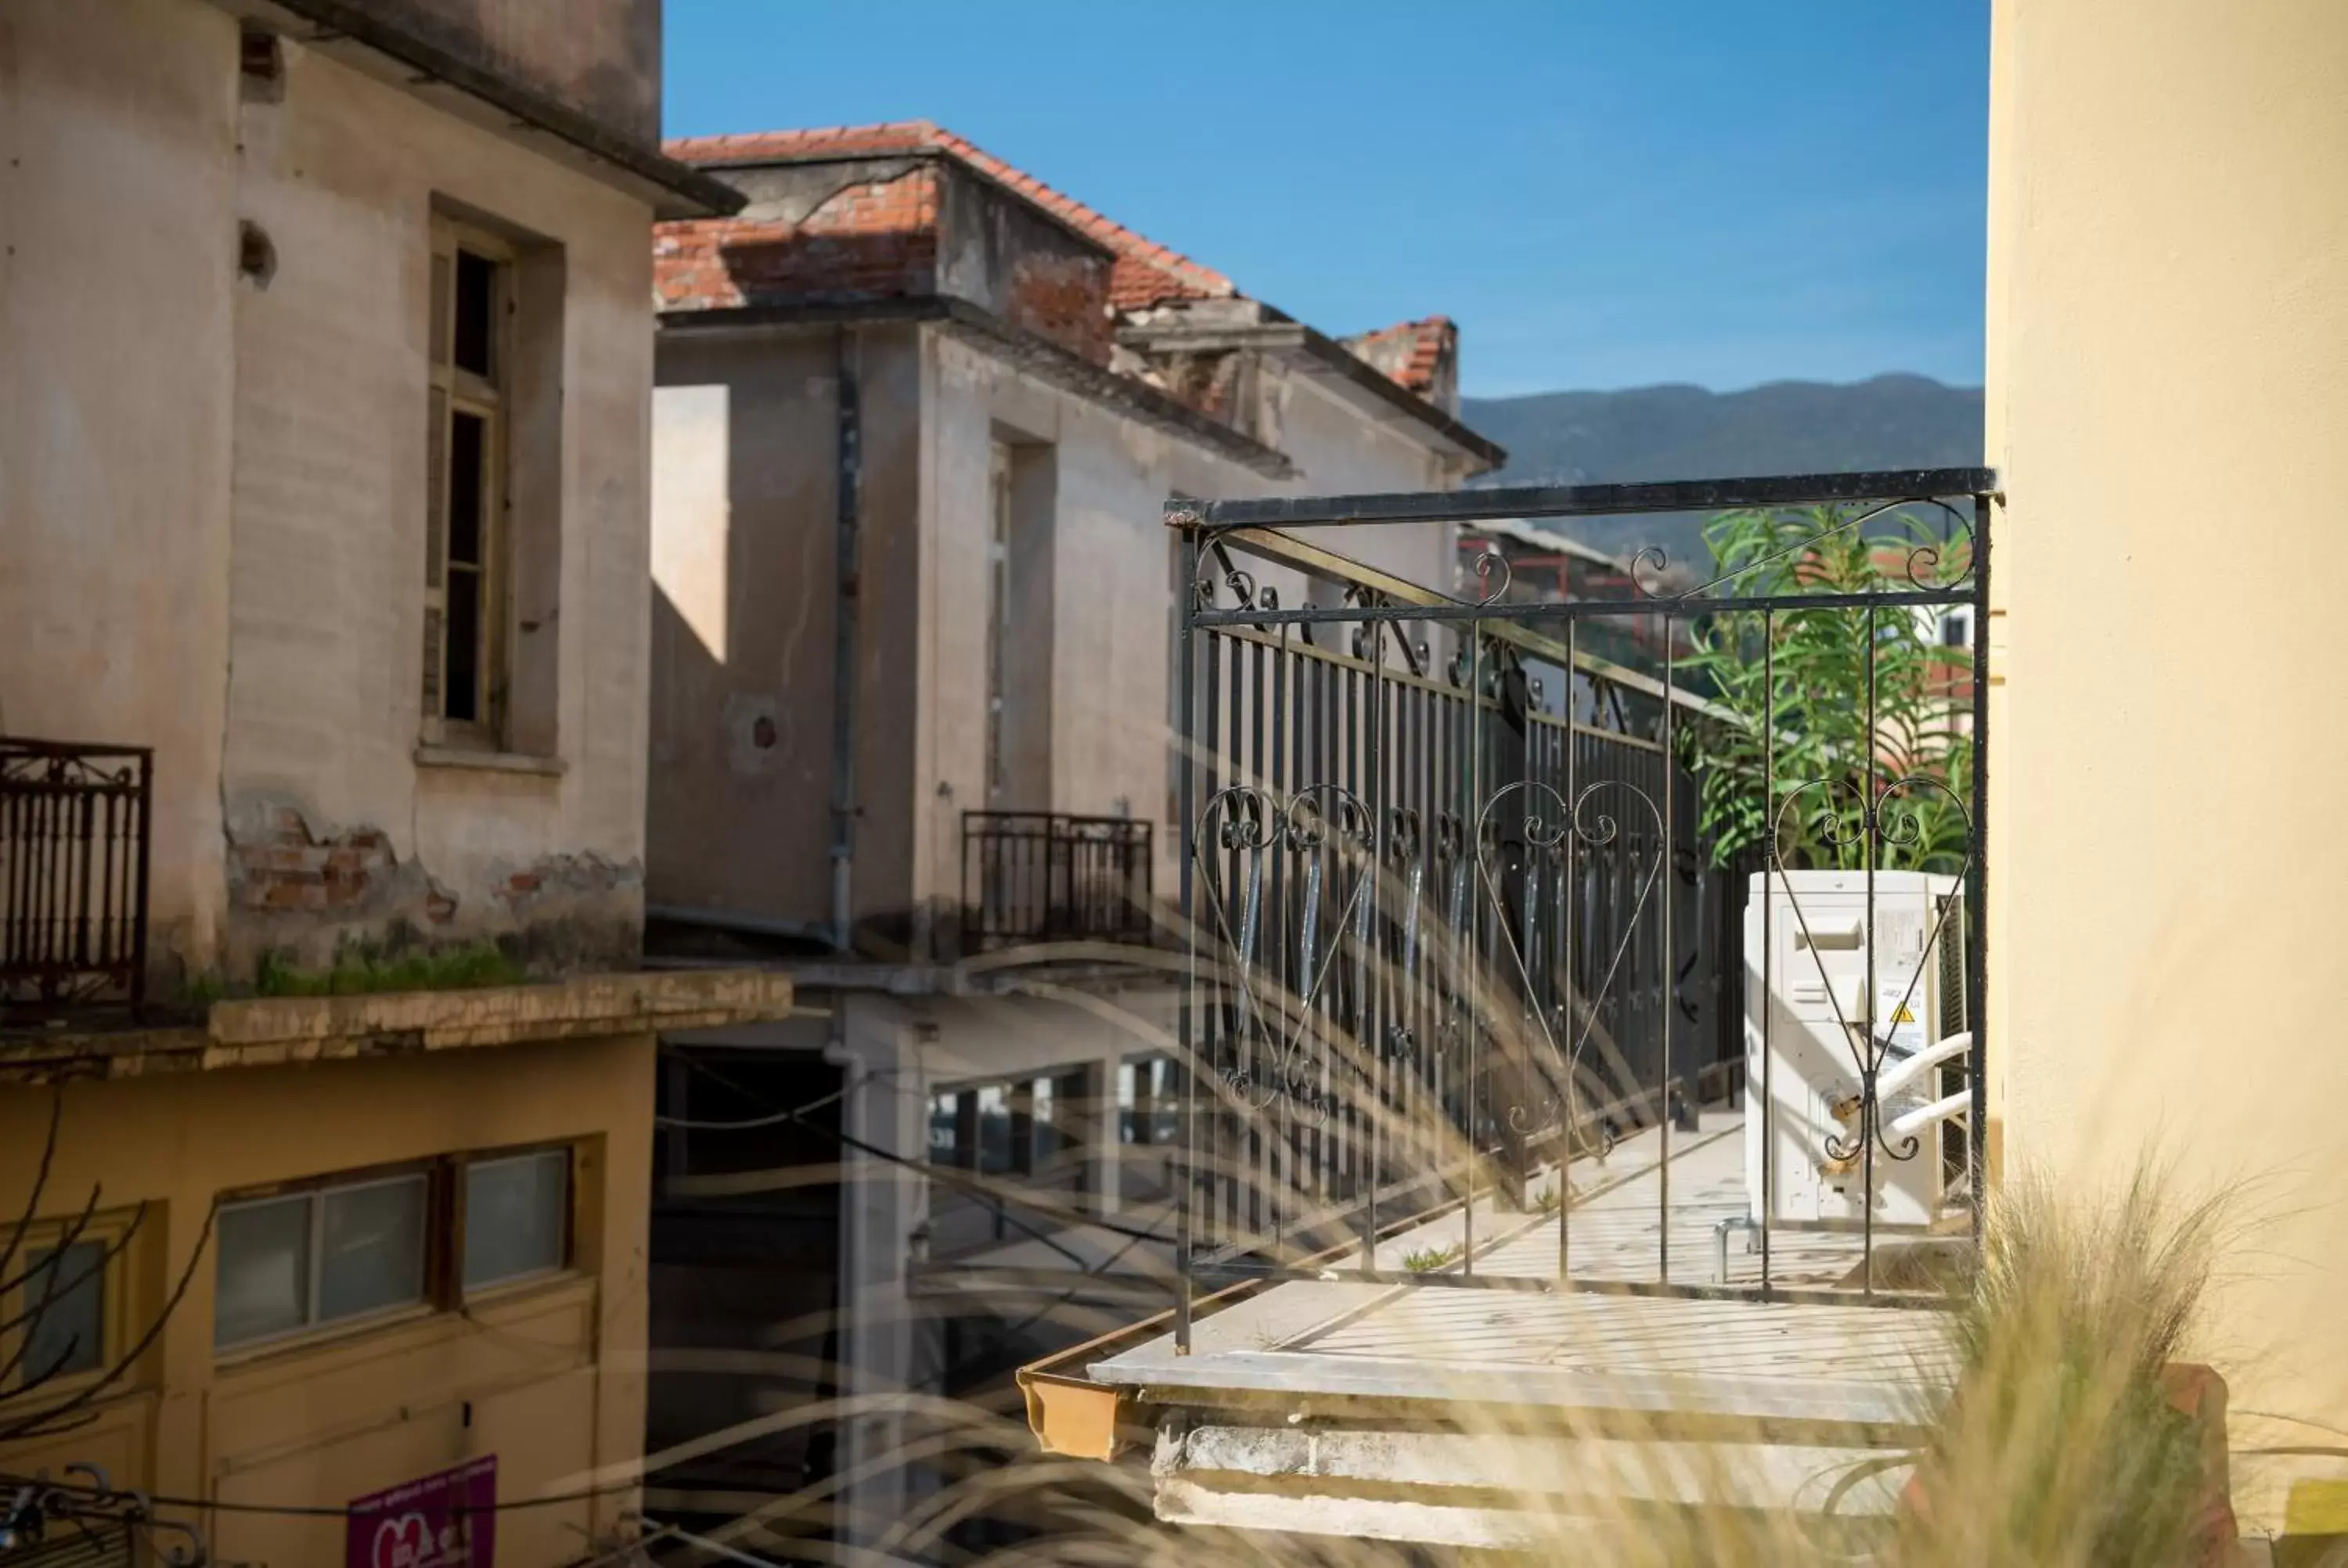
[[1401, 1242, 1465, 1274], [249, 936, 523, 998], [1680, 504, 1975, 874]]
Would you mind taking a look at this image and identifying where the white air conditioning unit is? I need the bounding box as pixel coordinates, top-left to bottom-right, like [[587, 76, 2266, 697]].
[[1743, 869, 1970, 1230]]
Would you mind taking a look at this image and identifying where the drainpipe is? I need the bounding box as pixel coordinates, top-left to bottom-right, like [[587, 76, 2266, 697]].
[[830, 328, 862, 953]]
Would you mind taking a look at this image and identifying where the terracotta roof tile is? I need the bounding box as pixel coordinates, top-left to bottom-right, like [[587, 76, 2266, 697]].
[[1347, 315, 1456, 396], [666, 120, 1236, 308]]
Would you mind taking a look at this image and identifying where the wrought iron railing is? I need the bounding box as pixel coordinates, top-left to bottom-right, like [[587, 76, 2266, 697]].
[[960, 811, 1154, 951], [1166, 470, 1993, 1340], [1, 739, 153, 1020]]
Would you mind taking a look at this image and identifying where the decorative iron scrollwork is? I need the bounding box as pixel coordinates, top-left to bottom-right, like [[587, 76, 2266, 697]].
[[1626, 497, 1979, 606], [0, 1466, 207, 1566], [1770, 774, 1977, 1170], [1195, 784, 1374, 1123], [1473, 779, 1666, 1145]]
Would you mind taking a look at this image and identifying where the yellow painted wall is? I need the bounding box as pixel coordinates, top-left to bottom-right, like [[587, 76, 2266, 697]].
[[0, 1034, 654, 1565], [1986, 0, 2348, 1530]]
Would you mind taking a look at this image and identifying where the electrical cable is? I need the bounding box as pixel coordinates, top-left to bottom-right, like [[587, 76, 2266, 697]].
[[657, 1048, 1175, 1250], [0, 1469, 642, 1521]]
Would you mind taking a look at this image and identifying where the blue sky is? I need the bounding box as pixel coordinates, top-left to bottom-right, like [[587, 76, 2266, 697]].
[[664, 3, 1988, 400]]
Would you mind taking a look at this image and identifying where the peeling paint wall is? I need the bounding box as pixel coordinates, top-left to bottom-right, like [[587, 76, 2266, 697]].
[[1, 2, 662, 992], [218, 32, 656, 980]]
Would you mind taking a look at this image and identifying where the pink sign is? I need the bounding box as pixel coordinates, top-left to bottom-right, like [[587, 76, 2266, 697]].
[[346, 1456, 496, 1568]]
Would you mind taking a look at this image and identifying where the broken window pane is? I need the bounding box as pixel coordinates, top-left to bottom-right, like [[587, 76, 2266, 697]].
[[448, 412, 485, 566], [453, 249, 495, 376], [446, 568, 481, 722]]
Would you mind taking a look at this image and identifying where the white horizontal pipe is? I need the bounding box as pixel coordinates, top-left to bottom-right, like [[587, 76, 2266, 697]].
[[1885, 1087, 1972, 1145], [1875, 1030, 1973, 1102]]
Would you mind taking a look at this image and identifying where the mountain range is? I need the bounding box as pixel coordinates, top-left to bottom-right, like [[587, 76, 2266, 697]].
[[1458, 374, 1985, 566]]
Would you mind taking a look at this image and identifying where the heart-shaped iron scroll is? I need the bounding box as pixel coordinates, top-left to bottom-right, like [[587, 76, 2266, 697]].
[[1194, 783, 1376, 1124], [1768, 773, 1976, 1170], [1475, 778, 1665, 1144]]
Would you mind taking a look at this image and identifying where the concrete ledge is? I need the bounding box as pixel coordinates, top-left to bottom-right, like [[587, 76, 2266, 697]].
[[0, 969, 794, 1081]]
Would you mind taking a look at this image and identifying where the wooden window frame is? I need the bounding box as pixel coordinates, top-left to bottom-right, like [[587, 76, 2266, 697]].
[[423, 217, 516, 750]]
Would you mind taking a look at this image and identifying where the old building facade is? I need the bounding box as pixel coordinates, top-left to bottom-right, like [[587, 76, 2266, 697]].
[[0, 4, 785, 1563], [637, 120, 1502, 1554]]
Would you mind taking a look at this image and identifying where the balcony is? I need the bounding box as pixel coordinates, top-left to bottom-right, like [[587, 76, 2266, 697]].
[[960, 811, 1154, 953], [2, 739, 152, 1023], [1018, 469, 1996, 1548]]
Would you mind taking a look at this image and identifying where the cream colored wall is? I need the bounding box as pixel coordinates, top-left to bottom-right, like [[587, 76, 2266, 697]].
[[225, 31, 657, 970], [0, 1035, 655, 1566], [0, 0, 240, 986], [1986, 0, 2348, 1530]]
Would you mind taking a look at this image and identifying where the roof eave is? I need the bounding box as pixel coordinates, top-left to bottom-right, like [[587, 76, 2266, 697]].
[[226, 0, 746, 218], [661, 297, 1296, 479], [1117, 311, 1506, 470]]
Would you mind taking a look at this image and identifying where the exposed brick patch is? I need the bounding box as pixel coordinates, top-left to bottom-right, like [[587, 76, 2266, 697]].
[[231, 810, 395, 912], [1005, 250, 1114, 365], [657, 167, 942, 312], [659, 122, 1471, 442], [218, 796, 642, 984], [666, 121, 1236, 309], [495, 851, 640, 914]]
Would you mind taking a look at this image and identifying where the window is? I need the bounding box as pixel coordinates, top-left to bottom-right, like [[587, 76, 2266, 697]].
[[985, 443, 1014, 805], [19, 1241, 107, 1380], [462, 1148, 570, 1290], [1942, 610, 1972, 648], [425, 218, 513, 746], [930, 1073, 1093, 1181], [1118, 1056, 1180, 1146], [215, 1172, 429, 1349], [981, 437, 1055, 807]]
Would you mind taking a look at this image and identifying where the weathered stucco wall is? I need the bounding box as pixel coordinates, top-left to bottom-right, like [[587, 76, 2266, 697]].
[[647, 325, 924, 943], [1273, 367, 1457, 591], [0, 0, 241, 990], [1986, 0, 2348, 1531], [657, 156, 1116, 365], [222, 33, 658, 978], [0, 1033, 655, 1565], [646, 315, 1473, 949], [2, 2, 667, 991], [920, 333, 1460, 932]]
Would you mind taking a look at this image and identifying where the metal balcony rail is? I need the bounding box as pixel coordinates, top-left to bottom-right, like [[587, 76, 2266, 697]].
[[961, 811, 1154, 951], [2, 739, 153, 1020], [1165, 469, 1994, 1345]]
